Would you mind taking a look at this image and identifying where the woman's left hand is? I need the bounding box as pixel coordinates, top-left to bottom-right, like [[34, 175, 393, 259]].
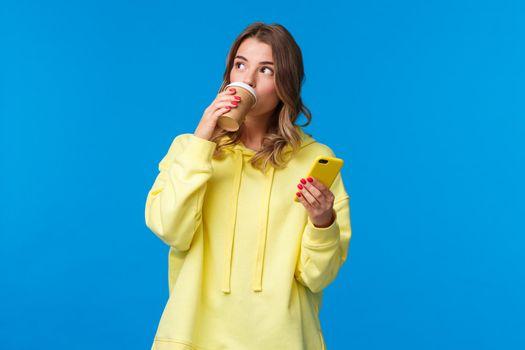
[[296, 177, 336, 228]]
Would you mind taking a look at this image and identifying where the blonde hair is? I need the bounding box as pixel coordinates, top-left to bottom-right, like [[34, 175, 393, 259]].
[[210, 22, 313, 173]]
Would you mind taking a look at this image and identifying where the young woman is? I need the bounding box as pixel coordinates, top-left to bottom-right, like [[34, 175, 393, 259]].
[[145, 22, 352, 350]]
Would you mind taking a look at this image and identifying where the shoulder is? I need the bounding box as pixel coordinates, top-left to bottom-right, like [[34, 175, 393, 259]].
[[167, 133, 216, 152], [299, 140, 337, 161], [308, 142, 336, 157], [295, 128, 337, 158], [159, 134, 191, 161], [159, 133, 215, 165], [170, 133, 193, 148]]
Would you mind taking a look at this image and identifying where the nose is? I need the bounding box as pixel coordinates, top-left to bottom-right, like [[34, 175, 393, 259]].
[[243, 79, 255, 89], [242, 70, 256, 89]]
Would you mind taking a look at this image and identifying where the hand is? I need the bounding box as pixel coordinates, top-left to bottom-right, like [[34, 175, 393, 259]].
[[194, 86, 242, 141], [296, 176, 336, 228]]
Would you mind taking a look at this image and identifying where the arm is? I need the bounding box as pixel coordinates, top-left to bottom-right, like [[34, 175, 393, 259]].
[[144, 134, 216, 251], [294, 173, 352, 293]]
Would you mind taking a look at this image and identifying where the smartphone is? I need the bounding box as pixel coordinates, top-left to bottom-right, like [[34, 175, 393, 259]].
[[294, 155, 344, 202]]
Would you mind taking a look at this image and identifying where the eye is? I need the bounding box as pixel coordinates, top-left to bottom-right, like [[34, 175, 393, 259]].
[[261, 66, 274, 75], [234, 62, 273, 75]]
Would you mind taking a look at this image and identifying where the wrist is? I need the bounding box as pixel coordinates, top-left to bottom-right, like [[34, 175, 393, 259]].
[[312, 209, 336, 228]]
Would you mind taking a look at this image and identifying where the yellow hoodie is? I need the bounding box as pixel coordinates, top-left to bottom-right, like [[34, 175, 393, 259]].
[[145, 127, 352, 350]]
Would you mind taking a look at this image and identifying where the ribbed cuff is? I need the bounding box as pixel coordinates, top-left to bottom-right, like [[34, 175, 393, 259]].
[[180, 134, 217, 163], [302, 210, 340, 248]]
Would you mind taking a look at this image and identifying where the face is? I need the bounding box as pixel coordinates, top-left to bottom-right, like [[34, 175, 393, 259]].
[[229, 37, 280, 119]]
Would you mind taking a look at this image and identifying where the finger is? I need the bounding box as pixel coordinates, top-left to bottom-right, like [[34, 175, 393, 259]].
[[217, 99, 239, 109], [212, 106, 233, 118], [303, 178, 325, 202], [296, 191, 314, 210], [213, 94, 241, 110], [216, 95, 241, 104], [307, 176, 328, 193], [299, 186, 321, 207], [221, 87, 237, 95], [308, 177, 334, 199], [212, 101, 237, 114]]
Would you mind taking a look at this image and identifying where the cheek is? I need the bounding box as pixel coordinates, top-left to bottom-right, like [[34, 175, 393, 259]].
[[261, 88, 279, 105], [259, 83, 278, 100], [229, 69, 241, 81]]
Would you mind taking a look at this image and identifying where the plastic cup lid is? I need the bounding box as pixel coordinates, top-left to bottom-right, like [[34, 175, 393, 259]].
[[225, 82, 257, 106]]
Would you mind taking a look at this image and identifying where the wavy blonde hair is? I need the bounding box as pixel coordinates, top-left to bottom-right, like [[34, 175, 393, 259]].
[[210, 22, 313, 174]]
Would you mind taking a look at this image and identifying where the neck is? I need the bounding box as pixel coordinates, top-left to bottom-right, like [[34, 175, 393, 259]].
[[240, 110, 273, 149]]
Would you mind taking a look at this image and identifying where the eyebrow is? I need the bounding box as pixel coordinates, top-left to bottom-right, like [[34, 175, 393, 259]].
[[235, 55, 274, 65]]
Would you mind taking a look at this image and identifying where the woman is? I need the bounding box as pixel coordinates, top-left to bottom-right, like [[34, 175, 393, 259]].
[[145, 22, 352, 350]]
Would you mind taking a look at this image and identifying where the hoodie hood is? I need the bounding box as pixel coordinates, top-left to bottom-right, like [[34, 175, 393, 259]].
[[219, 128, 317, 293]]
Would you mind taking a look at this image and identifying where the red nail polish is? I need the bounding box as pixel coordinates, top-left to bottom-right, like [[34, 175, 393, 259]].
[[300, 178, 306, 184], [234, 96, 241, 100], [297, 184, 303, 189], [296, 192, 301, 197], [307, 177, 313, 182]]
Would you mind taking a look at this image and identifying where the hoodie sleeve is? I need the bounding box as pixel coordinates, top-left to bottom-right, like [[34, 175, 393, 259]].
[[294, 172, 352, 293], [144, 133, 217, 251]]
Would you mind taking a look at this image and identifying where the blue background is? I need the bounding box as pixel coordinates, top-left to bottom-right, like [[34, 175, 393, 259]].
[[1, 0, 523, 349]]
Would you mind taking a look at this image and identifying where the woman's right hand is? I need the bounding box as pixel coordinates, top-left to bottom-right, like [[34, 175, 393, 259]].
[[193, 87, 241, 141]]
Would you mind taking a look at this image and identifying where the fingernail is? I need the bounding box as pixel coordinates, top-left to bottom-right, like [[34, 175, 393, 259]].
[[297, 184, 303, 189], [296, 192, 302, 197], [300, 178, 306, 184], [234, 96, 241, 100], [307, 177, 313, 182]]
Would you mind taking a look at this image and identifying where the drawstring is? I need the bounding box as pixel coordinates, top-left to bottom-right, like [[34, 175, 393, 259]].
[[222, 149, 243, 294], [253, 165, 275, 292], [221, 147, 275, 294], [219, 129, 315, 294]]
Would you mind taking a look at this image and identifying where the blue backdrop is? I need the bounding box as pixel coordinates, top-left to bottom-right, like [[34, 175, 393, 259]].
[[1, 0, 523, 349]]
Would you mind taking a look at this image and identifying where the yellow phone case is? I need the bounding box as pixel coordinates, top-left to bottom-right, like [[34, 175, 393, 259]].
[[294, 155, 344, 202]]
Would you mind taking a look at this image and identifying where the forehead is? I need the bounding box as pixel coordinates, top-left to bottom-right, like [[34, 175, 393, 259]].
[[236, 38, 273, 60]]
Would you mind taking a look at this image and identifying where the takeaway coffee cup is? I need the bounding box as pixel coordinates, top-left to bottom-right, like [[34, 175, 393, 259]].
[[217, 82, 257, 131]]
